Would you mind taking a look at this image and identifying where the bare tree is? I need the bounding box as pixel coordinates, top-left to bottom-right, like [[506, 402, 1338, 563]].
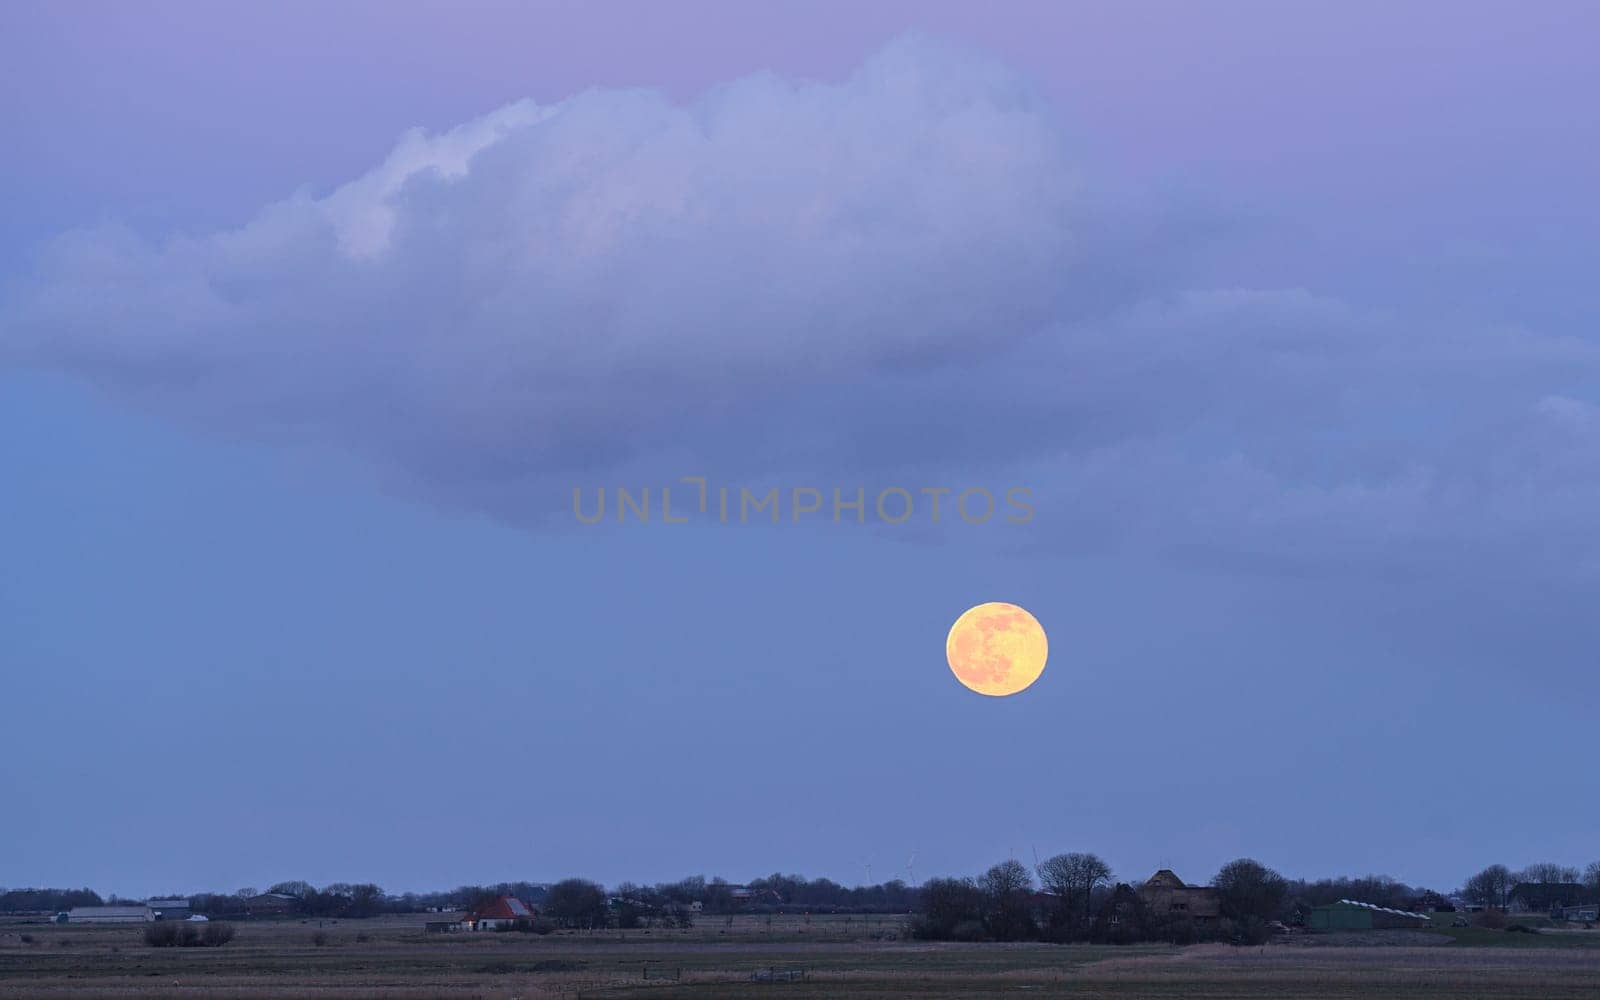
[[979, 860, 1036, 941], [1036, 853, 1112, 931], [1463, 864, 1512, 910], [1585, 862, 1600, 899], [1212, 858, 1288, 923], [545, 878, 609, 930], [912, 877, 984, 940], [981, 859, 1032, 897], [1516, 863, 1579, 885]]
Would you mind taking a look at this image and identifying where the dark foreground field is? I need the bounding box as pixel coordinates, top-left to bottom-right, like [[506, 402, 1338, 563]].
[[5, 914, 1600, 998]]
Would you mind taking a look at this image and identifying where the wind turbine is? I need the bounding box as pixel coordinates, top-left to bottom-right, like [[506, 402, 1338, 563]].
[[906, 850, 918, 886]]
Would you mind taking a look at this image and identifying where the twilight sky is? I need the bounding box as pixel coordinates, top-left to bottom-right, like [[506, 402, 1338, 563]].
[[3, 1, 1599, 899]]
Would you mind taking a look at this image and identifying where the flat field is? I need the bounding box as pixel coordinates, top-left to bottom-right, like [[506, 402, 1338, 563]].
[[4, 913, 1600, 998]]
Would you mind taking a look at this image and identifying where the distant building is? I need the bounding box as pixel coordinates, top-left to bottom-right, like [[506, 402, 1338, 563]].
[[1508, 883, 1587, 914], [1307, 899, 1432, 931], [1554, 903, 1600, 923], [1136, 870, 1221, 924], [462, 895, 536, 931], [244, 892, 300, 917], [1091, 883, 1145, 936], [146, 898, 192, 921], [65, 906, 155, 923]]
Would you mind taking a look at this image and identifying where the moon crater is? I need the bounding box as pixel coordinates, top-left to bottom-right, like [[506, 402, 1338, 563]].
[[945, 602, 1048, 697]]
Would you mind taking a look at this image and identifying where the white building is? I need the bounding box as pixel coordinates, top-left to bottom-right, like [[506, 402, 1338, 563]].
[[461, 895, 536, 930], [65, 906, 155, 923]]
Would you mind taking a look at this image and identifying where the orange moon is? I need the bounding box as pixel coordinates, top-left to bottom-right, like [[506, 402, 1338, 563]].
[[945, 602, 1048, 697]]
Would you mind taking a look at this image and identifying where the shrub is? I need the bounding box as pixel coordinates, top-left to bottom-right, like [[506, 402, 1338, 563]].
[[18, 934, 34, 944], [1156, 918, 1200, 946], [311, 931, 329, 946], [1474, 911, 1509, 930], [1230, 916, 1272, 946], [544, 878, 609, 929], [949, 920, 989, 942], [146, 922, 218, 948], [912, 878, 986, 940]]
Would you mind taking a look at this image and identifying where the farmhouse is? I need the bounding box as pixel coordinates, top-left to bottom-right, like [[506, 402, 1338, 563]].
[[1508, 882, 1587, 913], [462, 895, 536, 930], [1091, 883, 1145, 935], [1135, 870, 1221, 924], [64, 906, 155, 923], [1306, 899, 1432, 931]]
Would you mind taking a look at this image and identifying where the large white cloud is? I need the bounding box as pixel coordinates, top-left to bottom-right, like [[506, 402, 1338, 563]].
[[5, 36, 1599, 577], [3, 39, 1103, 497]]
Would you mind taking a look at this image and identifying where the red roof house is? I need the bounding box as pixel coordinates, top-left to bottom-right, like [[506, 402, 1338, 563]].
[[462, 895, 537, 931]]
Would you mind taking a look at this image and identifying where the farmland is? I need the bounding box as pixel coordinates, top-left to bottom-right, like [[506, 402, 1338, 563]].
[[4, 914, 1600, 998]]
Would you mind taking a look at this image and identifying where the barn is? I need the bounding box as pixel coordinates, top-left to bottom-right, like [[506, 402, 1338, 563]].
[[147, 898, 192, 921], [64, 906, 155, 923], [1307, 899, 1431, 931]]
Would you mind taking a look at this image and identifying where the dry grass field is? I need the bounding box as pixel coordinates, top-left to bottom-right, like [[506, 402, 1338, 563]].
[[5, 913, 1600, 998]]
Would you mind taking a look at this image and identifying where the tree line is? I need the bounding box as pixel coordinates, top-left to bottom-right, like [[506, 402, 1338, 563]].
[[1460, 862, 1600, 909], [912, 854, 1600, 946], [0, 875, 917, 922], [6, 858, 1597, 928], [912, 854, 1298, 945]]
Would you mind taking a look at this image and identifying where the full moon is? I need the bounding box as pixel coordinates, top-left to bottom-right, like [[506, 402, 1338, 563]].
[[945, 602, 1048, 697]]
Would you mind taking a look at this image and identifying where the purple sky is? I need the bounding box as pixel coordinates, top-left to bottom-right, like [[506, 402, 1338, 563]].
[[3, 2, 1599, 899]]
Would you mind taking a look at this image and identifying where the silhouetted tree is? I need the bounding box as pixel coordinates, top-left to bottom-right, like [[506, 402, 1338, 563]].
[[0, 888, 103, 913], [1584, 862, 1600, 900], [1516, 863, 1579, 885], [545, 878, 609, 929], [979, 860, 1037, 941], [1463, 864, 1513, 910], [1036, 853, 1112, 935], [1212, 859, 1288, 923], [911, 877, 984, 940]]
